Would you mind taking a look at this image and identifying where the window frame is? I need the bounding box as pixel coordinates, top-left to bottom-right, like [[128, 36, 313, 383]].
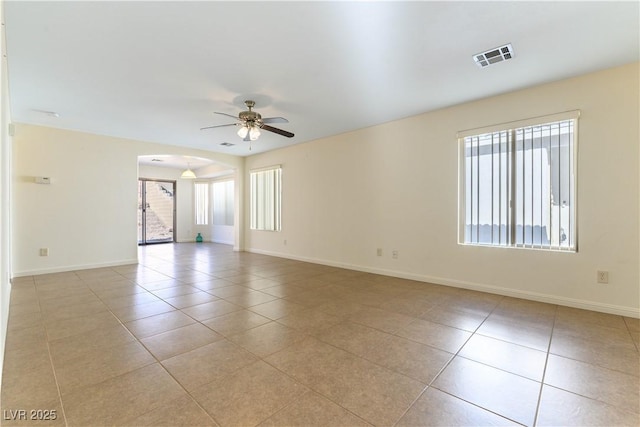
[[457, 110, 580, 252]]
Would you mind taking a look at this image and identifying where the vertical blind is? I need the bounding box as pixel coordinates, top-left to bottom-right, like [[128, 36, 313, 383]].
[[250, 166, 281, 231], [461, 113, 577, 251], [194, 182, 209, 225], [212, 180, 234, 226]]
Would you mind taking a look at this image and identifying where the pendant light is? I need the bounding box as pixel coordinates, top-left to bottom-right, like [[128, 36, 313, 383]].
[[181, 163, 196, 179]]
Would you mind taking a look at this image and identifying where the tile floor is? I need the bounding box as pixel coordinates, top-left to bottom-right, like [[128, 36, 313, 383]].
[[2, 243, 639, 426]]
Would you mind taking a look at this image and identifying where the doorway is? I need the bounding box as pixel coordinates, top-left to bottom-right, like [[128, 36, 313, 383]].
[[138, 179, 176, 245]]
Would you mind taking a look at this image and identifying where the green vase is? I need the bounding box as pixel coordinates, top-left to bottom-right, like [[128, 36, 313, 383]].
[[196, 233, 203, 243]]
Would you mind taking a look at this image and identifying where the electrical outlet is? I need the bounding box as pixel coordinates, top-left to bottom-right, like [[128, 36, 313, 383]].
[[392, 250, 398, 259], [597, 270, 609, 284], [376, 248, 382, 257], [39, 248, 49, 257]]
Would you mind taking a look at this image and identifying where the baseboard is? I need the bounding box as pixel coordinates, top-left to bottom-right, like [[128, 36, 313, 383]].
[[12, 258, 139, 278], [246, 248, 640, 319], [212, 239, 234, 245]]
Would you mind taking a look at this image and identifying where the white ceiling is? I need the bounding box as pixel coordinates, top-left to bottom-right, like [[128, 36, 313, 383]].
[[4, 1, 639, 157]]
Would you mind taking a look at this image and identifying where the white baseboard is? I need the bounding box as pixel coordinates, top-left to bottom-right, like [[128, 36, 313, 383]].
[[12, 258, 138, 278], [247, 247, 640, 319], [212, 239, 234, 245]]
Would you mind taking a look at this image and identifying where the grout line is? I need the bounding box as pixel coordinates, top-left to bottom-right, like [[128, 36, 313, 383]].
[[532, 303, 559, 426]]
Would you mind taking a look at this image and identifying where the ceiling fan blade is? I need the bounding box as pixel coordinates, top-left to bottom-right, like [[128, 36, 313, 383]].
[[261, 124, 295, 138], [214, 112, 240, 120], [200, 123, 237, 130], [262, 117, 289, 124]]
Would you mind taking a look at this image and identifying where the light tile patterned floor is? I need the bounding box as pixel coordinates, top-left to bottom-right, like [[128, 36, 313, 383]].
[[2, 243, 639, 426]]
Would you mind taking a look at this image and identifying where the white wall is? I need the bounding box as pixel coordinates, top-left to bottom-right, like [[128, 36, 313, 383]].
[[245, 63, 640, 317], [12, 125, 242, 276], [0, 0, 13, 382]]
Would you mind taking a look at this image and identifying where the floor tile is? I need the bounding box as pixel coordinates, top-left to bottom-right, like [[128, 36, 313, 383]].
[[556, 306, 627, 330], [265, 337, 425, 426], [224, 290, 280, 308], [459, 334, 547, 381], [7, 309, 43, 332], [110, 300, 176, 322], [150, 284, 200, 299], [191, 361, 307, 427], [544, 354, 640, 414], [141, 323, 223, 360], [367, 334, 453, 384], [419, 305, 488, 332], [228, 321, 307, 357], [550, 329, 639, 376], [101, 291, 162, 309], [48, 324, 136, 365], [396, 318, 472, 353], [433, 356, 540, 426], [476, 314, 552, 351], [259, 391, 370, 427], [164, 291, 219, 309], [202, 309, 272, 337], [40, 299, 109, 323], [182, 299, 243, 321], [537, 385, 640, 426], [276, 308, 343, 335], [54, 341, 155, 395], [314, 321, 390, 358], [248, 299, 308, 320], [126, 395, 219, 426], [44, 311, 122, 341], [162, 339, 258, 392], [348, 306, 415, 334], [397, 387, 518, 426], [124, 310, 196, 339], [62, 363, 186, 426]]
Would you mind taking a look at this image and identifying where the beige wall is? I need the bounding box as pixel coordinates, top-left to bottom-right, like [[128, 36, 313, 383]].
[[0, 0, 12, 380], [245, 63, 640, 317], [12, 125, 242, 276]]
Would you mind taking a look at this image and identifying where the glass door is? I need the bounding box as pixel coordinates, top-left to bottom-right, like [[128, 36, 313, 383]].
[[138, 179, 176, 245]]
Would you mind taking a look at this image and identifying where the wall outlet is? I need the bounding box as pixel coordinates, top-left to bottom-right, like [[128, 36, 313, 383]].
[[39, 248, 49, 257], [392, 250, 398, 259], [597, 270, 609, 284], [376, 248, 382, 257]]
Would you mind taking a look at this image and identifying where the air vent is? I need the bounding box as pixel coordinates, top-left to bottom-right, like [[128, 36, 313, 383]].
[[473, 44, 514, 68], [220, 142, 235, 147]]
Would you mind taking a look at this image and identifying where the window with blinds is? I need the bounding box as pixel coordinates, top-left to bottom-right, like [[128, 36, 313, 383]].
[[250, 166, 281, 231], [459, 112, 578, 251], [212, 179, 234, 226], [194, 182, 209, 225]]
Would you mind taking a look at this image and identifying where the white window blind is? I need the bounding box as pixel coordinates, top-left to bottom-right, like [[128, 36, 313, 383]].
[[194, 182, 209, 225], [459, 112, 578, 251], [250, 166, 281, 231], [212, 180, 234, 226]]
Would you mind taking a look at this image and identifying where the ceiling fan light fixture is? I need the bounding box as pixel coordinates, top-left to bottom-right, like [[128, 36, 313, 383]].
[[249, 126, 261, 141], [237, 126, 249, 138]]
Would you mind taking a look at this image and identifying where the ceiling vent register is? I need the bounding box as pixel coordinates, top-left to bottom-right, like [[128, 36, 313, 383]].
[[473, 44, 514, 68]]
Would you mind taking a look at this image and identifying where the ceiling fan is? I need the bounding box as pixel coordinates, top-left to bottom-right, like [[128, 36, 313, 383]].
[[201, 100, 294, 143]]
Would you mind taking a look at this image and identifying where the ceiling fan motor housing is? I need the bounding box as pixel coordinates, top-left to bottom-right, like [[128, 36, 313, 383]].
[[239, 110, 262, 123]]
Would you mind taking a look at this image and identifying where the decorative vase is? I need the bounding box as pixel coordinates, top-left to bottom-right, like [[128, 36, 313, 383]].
[[196, 233, 203, 243]]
